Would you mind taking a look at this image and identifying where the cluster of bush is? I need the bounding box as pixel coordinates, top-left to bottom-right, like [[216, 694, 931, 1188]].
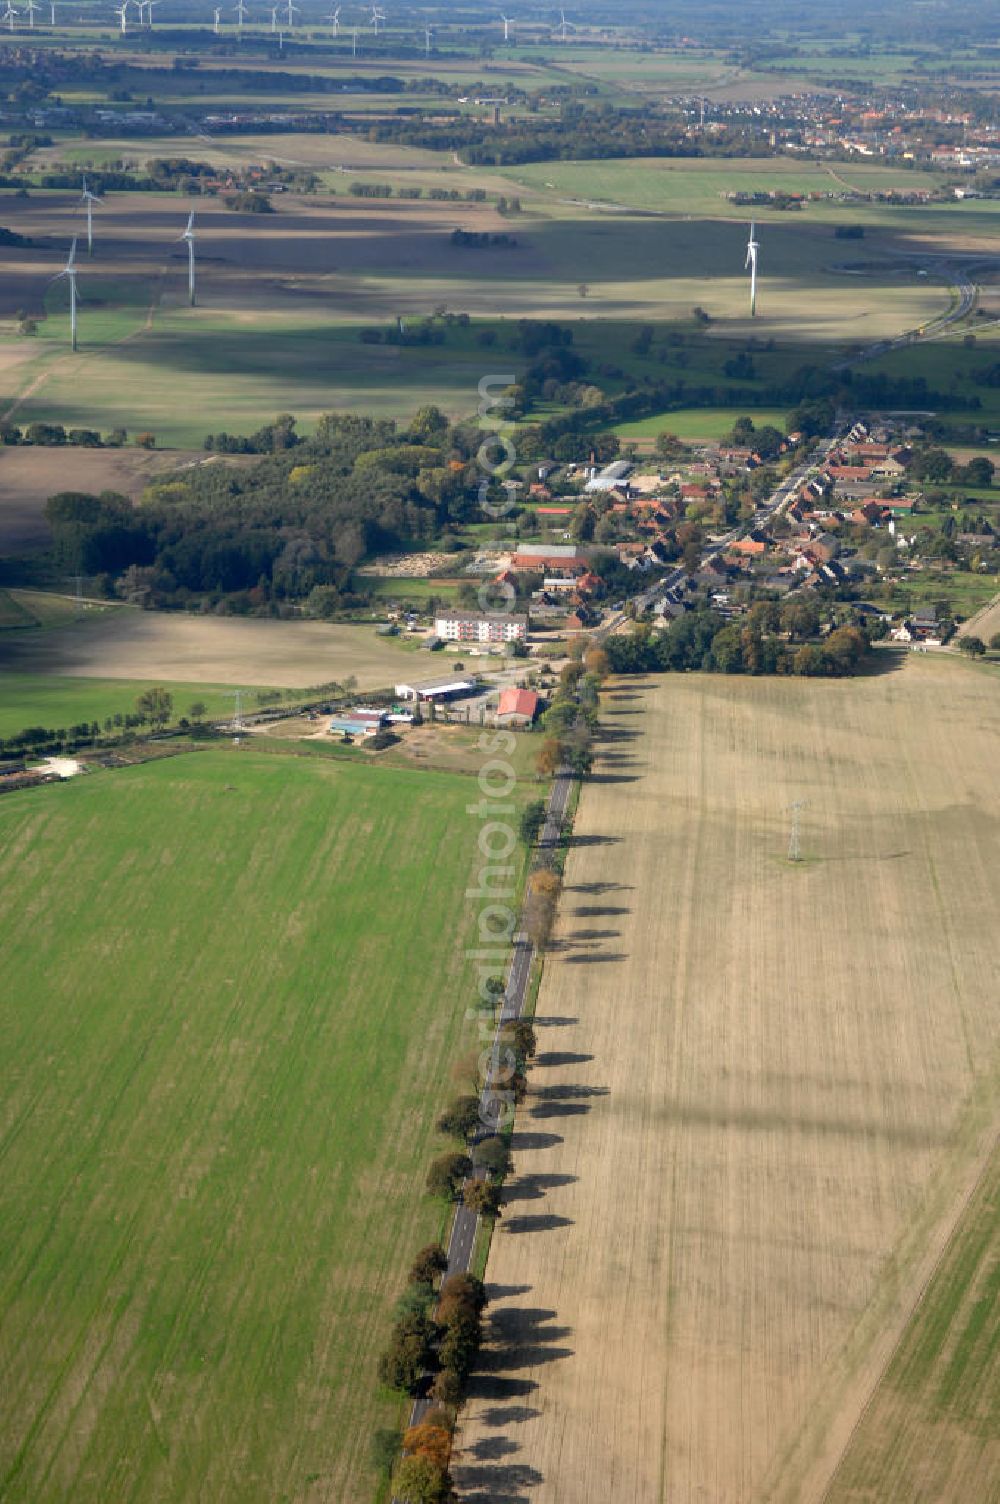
[[0, 422, 134, 448], [347, 180, 490, 202], [449, 228, 518, 249], [606, 608, 873, 679]]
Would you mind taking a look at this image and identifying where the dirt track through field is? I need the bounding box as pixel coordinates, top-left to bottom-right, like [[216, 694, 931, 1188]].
[[454, 655, 1000, 1504]]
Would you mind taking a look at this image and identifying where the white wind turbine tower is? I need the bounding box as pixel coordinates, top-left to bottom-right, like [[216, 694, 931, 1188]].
[[558, 7, 568, 40], [326, 3, 338, 32], [233, 0, 248, 31], [24, 0, 38, 25], [179, 208, 196, 306], [745, 220, 760, 317], [499, 11, 510, 41], [114, 0, 129, 32], [351, 23, 357, 52], [270, 3, 277, 28], [49, 0, 56, 20], [80, 176, 103, 255], [53, 237, 80, 351], [423, 23, 431, 54], [144, 0, 160, 26], [212, 3, 221, 28], [3, 2, 19, 30], [285, 0, 298, 26]]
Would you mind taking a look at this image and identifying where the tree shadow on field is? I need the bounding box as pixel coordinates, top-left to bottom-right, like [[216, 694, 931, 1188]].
[[528, 1100, 591, 1119], [486, 1284, 533, 1301], [858, 644, 909, 676], [456, 1459, 545, 1502], [532, 1014, 578, 1027], [468, 1435, 522, 1462], [533, 1083, 608, 1101], [561, 950, 627, 964], [503, 1172, 578, 1203], [502, 1212, 575, 1235], [586, 772, 641, 784], [534, 1050, 595, 1067], [565, 832, 620, 848], [464, 1374, 538, 1402], [510, 1130, 563, 1152], [570, 904, 630, 917], [485, 1307, 573, 1359], [528, 1086, 606, 1120], [565, 880, 634, 895], [477, 1405, 542, 1428], [549, 927, 620, 947]]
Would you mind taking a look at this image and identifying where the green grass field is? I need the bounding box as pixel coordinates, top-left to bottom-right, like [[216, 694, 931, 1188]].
[[0, 674, 276, 738], [614, 405, 790, 442], [495, 156, 951, 220], [0, 746, 501, 1500], [0, 591, 116, 632]]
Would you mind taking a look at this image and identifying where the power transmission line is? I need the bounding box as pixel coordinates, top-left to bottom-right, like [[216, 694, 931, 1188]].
[[788, 799, 806, 862]]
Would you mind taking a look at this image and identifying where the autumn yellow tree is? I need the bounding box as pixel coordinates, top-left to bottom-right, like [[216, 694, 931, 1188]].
[[402, 1423, 452, 1473]]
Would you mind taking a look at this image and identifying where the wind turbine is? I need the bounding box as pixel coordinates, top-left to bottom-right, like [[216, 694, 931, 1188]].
[[326, 3, 338, 31], [53, 237, 79, 351], [369, 2, 383, 32], [179, 208, 196, 307], [285, 0, 298, 25], [233, 0, 248, 31], [212, 3, 221, 28], [422, 22, 431, 54], [23, 0, 37, 25], [558, 7, 568, 39], [745, 220, 760, 317], [499, 11, 510, 41], [49, 0, 55, 19], [114, 0, 129, 32], [80, 176, 103, 256], [270, 3, 277, 28], [3, 1, 19, 30], [143, 0, 160, 25]]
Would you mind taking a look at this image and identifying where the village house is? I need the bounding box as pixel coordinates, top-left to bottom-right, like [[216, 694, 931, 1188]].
[[495, 687, 541, 728]]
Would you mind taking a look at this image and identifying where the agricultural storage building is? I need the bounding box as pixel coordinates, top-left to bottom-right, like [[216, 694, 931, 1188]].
[[328, 709, 387, 737], [393, 675, 479, 702]]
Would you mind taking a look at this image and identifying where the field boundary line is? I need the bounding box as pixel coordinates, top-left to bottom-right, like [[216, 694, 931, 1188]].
[[816, 1126, 1000, 1504], [761, 1095, 1000, 1504]]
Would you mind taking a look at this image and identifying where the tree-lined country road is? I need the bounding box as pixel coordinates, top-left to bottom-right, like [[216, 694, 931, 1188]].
[[396, 765, 574, 1456]]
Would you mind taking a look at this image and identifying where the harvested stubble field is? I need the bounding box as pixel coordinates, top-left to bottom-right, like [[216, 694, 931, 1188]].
[[0, 608, 412, 689], [454, 653, 1000, 1504], [0, 448, 219, 552], [0, 747, 488, 1501]]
